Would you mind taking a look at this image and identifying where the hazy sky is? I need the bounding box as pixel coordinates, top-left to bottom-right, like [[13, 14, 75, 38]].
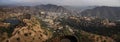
[[0, 0, 120, 7]]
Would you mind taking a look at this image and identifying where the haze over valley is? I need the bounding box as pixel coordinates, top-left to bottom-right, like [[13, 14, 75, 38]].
[[0, 0, 120, 42]]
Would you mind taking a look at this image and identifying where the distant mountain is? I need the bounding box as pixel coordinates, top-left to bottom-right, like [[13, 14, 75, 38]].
[[80, 6, 120, 20], [63, 6, 95, 11], [0, 4, 73, 16], [35, 4, 69, 13]]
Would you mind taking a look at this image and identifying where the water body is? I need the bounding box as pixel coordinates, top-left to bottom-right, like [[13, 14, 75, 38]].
[[4, 18, 20, 26]]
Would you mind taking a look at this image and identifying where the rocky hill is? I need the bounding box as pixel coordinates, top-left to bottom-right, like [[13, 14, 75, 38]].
[[0, 15, 52, 42]]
